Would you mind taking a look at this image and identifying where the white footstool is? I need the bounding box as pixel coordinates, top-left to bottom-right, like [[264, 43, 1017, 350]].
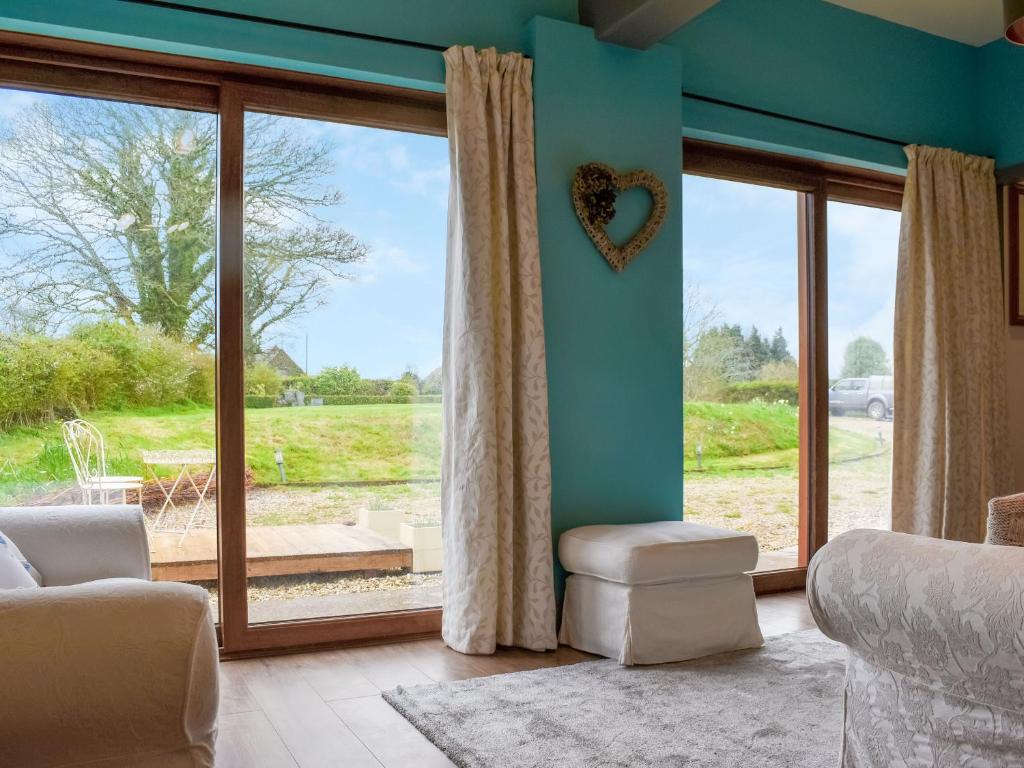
[[557, 521, 764, 665]]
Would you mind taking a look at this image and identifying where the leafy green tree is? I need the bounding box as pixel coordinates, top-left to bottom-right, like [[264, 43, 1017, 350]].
[[245, 361, 283, 398], [388, 380, 417, 399], [398, 367, 421, 394], [769, 327, 792, 363], [420, 367, 442, 395], [744, 326, 771, 371], [0, 99, 367, 359], [313, 365, 363, 396], [685, 324, 752, 401], [841, 336, 891, 377]]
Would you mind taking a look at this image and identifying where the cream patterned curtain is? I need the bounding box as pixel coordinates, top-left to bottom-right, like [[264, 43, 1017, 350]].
[[440, 46, 557, 654], [892, 145, 1010, 542]]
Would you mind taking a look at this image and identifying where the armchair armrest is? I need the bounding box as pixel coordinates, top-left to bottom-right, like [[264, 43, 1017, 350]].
[[0, 505, 150, 585], [0, 579, 218, 768], [808, 529, 1024, 715]]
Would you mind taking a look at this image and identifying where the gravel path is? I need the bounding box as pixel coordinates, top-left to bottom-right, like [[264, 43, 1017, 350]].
[[685, 416, 893, 550]]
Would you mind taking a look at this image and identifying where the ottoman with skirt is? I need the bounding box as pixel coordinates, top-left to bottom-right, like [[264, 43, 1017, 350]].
[[557, 521, 763, 665]]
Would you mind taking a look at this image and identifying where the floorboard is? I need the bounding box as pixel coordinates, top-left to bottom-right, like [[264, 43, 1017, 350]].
[[216, 590, 816, 766]]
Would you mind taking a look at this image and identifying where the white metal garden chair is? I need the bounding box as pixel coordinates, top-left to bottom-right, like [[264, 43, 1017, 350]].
[[62, 419, 143, 504]]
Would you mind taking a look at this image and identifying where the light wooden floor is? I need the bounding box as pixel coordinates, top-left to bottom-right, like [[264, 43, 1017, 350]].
[[216, 590, 817, 767]]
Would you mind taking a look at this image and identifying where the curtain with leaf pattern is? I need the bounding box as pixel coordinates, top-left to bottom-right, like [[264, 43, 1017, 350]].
[[892, 145, 1010, 541], [440, 45, 557, 654]]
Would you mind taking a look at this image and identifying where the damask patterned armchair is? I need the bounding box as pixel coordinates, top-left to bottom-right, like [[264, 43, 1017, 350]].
[[808, 529, 1024, 767]]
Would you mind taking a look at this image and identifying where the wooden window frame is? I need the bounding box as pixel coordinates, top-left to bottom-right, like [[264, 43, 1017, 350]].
[[682, 139, 903, 594], [0, 30, 445, 655]]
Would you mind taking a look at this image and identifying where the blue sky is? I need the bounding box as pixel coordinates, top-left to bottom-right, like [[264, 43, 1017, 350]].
[[683, 175, 900, 377], [0, 89, 449, 381], [253, 116, 448, 380], [0, 89, 899, 382]]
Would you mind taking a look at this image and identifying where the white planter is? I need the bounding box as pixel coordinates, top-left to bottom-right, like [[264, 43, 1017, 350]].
[[399, 523, 442, 573], [357, 508, 404, 542]]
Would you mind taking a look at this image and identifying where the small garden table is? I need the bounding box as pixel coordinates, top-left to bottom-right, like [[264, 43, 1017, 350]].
[[142, 449, 217, 542]]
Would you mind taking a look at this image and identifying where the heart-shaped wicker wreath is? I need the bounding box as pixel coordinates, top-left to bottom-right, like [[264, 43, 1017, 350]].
[[571, 162, 668, 272]]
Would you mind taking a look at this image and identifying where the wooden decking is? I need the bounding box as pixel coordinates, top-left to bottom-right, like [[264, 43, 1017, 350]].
[[150, 523, 412, 582]]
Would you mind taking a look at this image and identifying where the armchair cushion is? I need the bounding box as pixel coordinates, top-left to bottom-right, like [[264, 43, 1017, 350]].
[[0, 578, 218, 768], [0, 505, 150, 585]]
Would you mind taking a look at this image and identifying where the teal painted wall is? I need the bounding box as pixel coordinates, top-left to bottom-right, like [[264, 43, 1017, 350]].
[[3, 0, 1024, 596], [526, 18, 684, 591], [978, 37, 1024, 169], [667, 0, 984, 172], [0, 0, 574, 91]]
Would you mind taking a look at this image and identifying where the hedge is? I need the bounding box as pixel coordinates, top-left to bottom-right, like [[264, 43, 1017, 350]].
[[316, 394, 442, 406], [722, 380, 798, 406], [244, 395, 277, 409], [0, 322, 214, 429], [243, 394, 444, 408]]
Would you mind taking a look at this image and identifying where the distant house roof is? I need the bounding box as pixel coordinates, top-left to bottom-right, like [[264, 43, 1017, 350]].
[[257, 345, 304, 377]]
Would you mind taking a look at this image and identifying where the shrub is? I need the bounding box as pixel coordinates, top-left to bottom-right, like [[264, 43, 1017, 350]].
[[246, 361, 283, 398], [244, 395, 277, 409], [360, 378, 392, 396], [0, 334, 118, 428], [757, 360, 799, 382], [388, 380, 418, 401], [722, 380, 798, 406], [0, 322, 216, 428], [282, 375, 313, 392], [312, 365, 363, 396], [186, 347, 216, 405], [316, 394, 442, 406], [69, 322, 197, 408]]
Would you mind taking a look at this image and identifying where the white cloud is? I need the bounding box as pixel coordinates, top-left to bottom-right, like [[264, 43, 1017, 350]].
[[0, 89, 43, 120], [392, 163, 449, 208]]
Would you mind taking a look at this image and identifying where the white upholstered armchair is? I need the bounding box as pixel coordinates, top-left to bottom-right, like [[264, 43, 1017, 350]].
[[808, 529, 1024, 767], [0, 505, 219, 768]]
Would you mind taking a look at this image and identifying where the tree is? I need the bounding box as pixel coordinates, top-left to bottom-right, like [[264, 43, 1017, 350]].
[[841, 336, 891, 377], [388, 380, 417, 399], [0, 99, 367, 359], [744, 326, 771, 371], [769, 327, 792, 363], [685, 323, 752, 400], [398, 367, 421, 394], [682, 282, 720, 370], [420, 367, 442, 395], [313, 365, 363, 396]]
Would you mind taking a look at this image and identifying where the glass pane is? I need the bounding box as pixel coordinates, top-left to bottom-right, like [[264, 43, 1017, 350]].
[[0, 88, 219, 615], [241, 111, 447, 623], [682, 174, 801, 572], [826, 200, 900, 538]]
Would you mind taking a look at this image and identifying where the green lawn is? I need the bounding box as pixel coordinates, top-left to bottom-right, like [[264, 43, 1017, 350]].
[[0, 403, 442, 502], [0, 399, 882, 504], [683, 400, 878, 476]]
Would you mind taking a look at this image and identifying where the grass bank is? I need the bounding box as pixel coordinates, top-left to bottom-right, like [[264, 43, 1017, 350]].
[[0, 403, 442, 501], [683, 401, 878, 475]]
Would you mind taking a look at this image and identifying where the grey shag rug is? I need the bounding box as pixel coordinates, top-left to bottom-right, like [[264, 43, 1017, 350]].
[[383, 630, 845, 767]]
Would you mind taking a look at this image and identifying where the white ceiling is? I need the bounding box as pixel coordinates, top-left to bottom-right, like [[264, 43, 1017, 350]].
[[824, 0, 1005, 46]]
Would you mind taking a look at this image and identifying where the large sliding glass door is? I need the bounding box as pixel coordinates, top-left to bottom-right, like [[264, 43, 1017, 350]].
[[682, 140, 903, 587], [682, 174, 803, 572], [0, 39, 447, 653], [239, 109, 447, 625], [826, 200, 901, 539], [215, 83, 447, 652], [0, 85, 223, 618]]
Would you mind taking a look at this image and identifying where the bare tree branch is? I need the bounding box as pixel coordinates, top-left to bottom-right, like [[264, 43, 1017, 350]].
[[0, 100, 367, 353]]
